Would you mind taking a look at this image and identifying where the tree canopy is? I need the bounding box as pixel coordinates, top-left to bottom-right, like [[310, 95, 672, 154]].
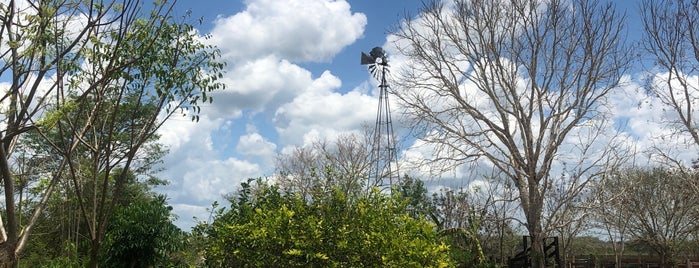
[[199, 179, 453, 267]]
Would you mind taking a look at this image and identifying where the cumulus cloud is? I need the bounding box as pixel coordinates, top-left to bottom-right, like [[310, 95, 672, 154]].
[[237, 132, 277, 157], [158, 115, 263, 229], [202, 0, 369, 122], [236, 128, 277, 168], [274, 71, 377, 147], [208, 0, 366, 62], [155, 0, 370, 230], [208, 56, 315, 118], [179, 157, 260, 202]]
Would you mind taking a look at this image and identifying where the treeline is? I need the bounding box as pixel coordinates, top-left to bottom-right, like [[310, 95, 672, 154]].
[[186, 137, 699, 267]]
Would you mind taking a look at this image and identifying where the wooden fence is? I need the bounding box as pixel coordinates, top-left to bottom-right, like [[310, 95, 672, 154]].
[[567, 255, 699, 268]]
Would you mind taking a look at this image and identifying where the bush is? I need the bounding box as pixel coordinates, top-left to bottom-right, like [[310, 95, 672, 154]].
[[202, 180, 454, 267]]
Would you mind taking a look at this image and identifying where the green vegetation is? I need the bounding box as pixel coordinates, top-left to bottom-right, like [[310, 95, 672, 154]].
[[198, 179, 453, 267]]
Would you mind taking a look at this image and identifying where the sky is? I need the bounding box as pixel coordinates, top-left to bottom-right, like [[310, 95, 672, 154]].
[[150, 0, 695, 230], [156, 0, 424, 229]]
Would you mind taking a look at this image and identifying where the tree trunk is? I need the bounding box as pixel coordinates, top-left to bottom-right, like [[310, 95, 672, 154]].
[[88, 239, 101, 268], [525, 187, 545, 268], [0, 242, 17, 268], [529, 226, 545, 268]]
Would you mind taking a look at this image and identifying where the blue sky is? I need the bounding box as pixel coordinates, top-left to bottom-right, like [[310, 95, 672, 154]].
[[156, 0, 424, 229], [151, 0, 696, 230]]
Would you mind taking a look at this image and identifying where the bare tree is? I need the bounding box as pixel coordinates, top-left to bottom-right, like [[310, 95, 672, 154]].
[[468, 172, 521, 266], [599, 168, 699, 264], [590, 169, 631, 268], [642, 0, 699, 164], [274, 131, 373, 199], [434, 172, 521, 266], [544, 171, 594, 266], [392, 0, 630, 266]]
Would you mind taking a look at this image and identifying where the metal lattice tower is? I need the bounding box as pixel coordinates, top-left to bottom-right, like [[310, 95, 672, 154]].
[[361, 47, 399, 190]]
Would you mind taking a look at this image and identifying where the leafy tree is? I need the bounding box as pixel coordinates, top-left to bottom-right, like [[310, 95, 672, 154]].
[[202, 179, 454, 267], [430, 187, 488, 266], [397, 174, 435, 219], [101, 194, 185, 268], [398, 174, 520, 267], [0, 1, 224, 266], [392, 0, 630, 266], [16, 168, 181, 267]]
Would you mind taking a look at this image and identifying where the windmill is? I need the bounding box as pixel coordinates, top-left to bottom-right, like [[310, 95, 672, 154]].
[[361, 47, 399, 190]]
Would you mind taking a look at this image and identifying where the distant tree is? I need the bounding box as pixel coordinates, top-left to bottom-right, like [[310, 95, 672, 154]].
[[544, 170, 597, 266], [202, 179, 453, 267], [392, 0, 630, 266], [396, 174, 435, 219], [275, 131, 373, 199], [477, 174, 520, 266], [590, 169, 631, 268], [600, 168, 699, 264], [430, 186, 489, 266]]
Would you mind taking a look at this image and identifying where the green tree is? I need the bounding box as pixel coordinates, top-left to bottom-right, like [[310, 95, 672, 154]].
[[16, 168, 181, 267], [430, 187, 488, 267], [202, 179, 453, 267], [397, 174, 435, 219], [101, 194, 185, 268], [0, 1, 224, 266]]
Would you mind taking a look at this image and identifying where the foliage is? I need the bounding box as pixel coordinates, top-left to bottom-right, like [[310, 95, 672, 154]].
[[201, 179, 454, 267], [397, 174, 435, 219], [399, 175, 516, 268], [430, 187, 489, 267], [0, 0, 224, 265], [101, 195, 185, 268]]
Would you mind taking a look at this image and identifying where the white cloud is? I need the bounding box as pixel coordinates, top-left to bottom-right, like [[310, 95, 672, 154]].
[[237, 132, 277, 157], [158, 115, 263, 230], [158, 114, 222, 152], [170, 203, 209, 231], [208, 0, 366, 62], [180, 157, 260, 202], [155, 0, 370, 230], [274, 71, 377, 146], [209, 56, 314, 118]]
